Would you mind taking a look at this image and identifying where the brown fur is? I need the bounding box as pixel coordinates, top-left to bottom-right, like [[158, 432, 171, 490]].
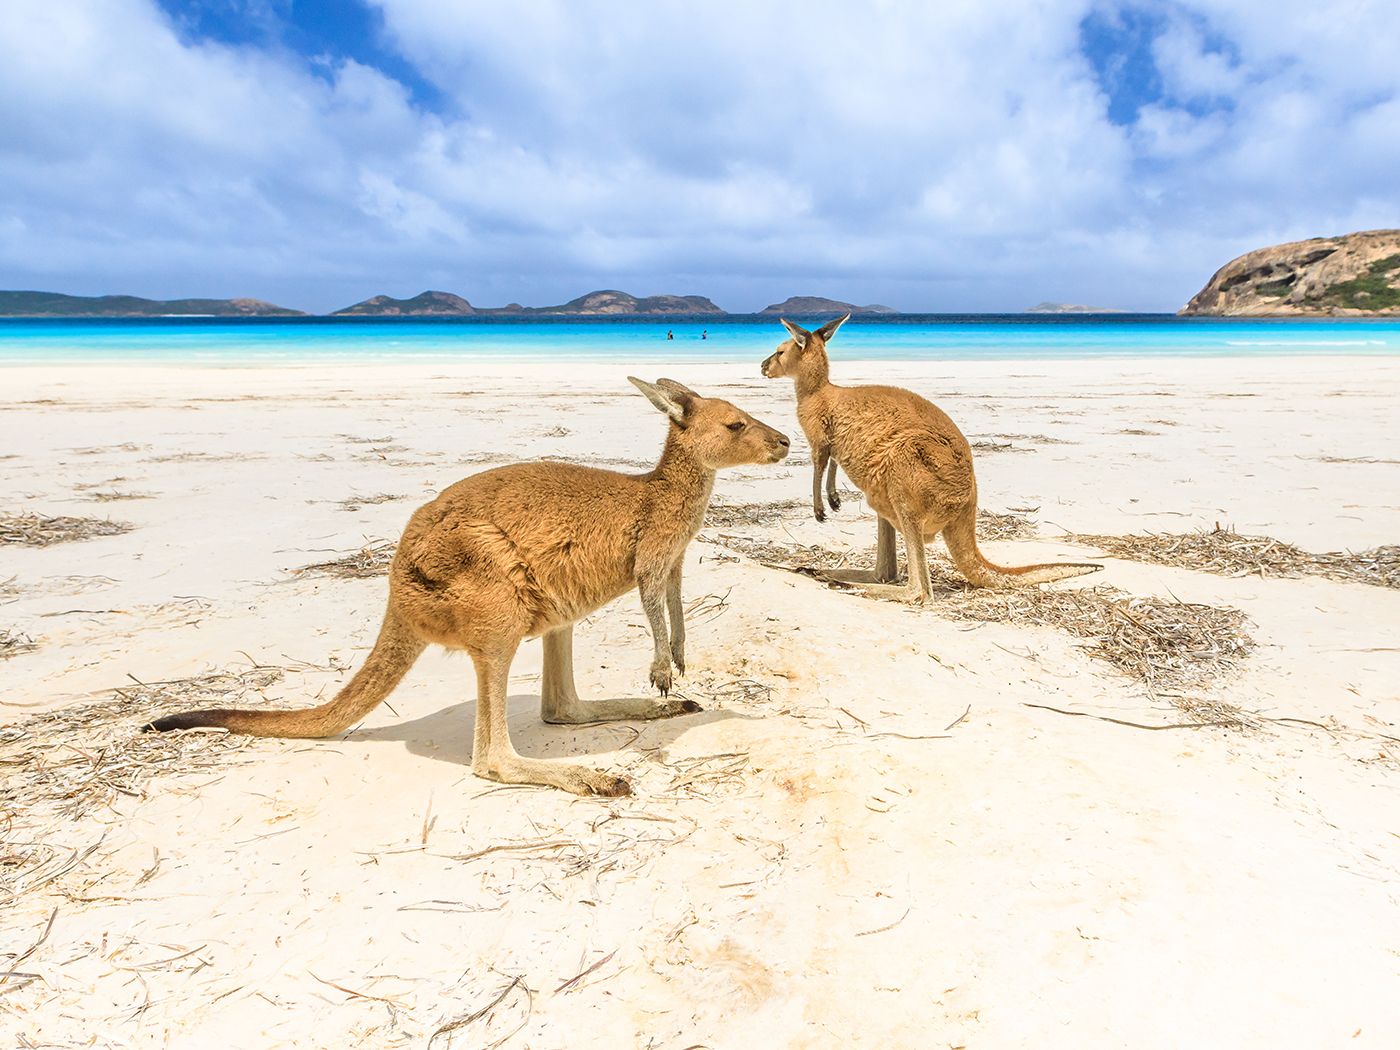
[[145, 378, 790, 796], [761, 316, 1099, 600]]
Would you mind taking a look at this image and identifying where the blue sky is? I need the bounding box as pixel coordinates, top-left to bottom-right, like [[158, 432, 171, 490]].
[[1, 0, 1397, 312]]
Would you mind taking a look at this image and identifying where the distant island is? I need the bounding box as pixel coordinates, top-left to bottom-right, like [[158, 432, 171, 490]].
[[1025, 301, 1124, 314], [0, 290, 303, 317], [1181, 229, 1400, 316], [526, 290, 725, 316], [333, 288, 725, 317], [760, 296, 896, 316], [0, 286, 826, 317], [332, 291, 476, 316]]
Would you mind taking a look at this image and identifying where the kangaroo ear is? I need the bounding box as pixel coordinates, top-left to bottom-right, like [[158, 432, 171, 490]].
[[654, 377, 699, 400], [628, 376, 688, 425], [779, 318, 809, 348], [815, 312, 850, 343]]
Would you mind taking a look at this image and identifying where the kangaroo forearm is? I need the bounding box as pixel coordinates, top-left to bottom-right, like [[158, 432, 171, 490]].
[[665, 565, 685, 657], [638, 581, 671, 659], [811, 446, 831, 519]]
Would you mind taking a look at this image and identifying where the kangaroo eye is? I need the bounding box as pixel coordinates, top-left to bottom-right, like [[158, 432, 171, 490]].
[[726, 421, 745, 431]]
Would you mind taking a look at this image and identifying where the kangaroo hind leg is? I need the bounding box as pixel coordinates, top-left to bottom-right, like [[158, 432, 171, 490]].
[[473, 640, 630, 797]]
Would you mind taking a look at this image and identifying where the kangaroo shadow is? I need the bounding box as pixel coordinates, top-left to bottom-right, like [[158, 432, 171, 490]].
[[347, 693, 747, 767]]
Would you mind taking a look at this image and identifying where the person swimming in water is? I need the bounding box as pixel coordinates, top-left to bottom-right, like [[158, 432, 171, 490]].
[[667, 329, 674, 340], [701, 329, 708, 340]]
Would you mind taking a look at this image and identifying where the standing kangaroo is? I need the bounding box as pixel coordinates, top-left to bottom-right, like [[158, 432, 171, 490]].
[[146, 378, 790, 797], [761, 316, 1099, 601]]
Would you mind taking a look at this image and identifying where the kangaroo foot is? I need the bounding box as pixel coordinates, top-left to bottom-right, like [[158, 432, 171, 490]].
[[543, 696, 702, 724], [477, 755, 632, 797], [819, 567, 905, 585], [851, 582, 930, 605]]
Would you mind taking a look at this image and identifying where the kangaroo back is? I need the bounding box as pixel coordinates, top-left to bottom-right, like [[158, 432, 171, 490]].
[[145, 608, 425, 737], [942, 503, 1101, 588]]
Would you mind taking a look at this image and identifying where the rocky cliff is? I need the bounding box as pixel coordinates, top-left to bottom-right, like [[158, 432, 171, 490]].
[[1181, 229, 1400, 316], [332, 291, 475, 316], [760, 296, 896, 315]]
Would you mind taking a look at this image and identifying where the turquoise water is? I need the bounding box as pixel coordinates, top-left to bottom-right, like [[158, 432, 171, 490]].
[[1, 314, 1398, 364]]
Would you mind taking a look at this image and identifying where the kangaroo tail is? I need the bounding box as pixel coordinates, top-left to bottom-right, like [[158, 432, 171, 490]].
[[143, 609, 426, 738], [942, 503, 1101, 589]]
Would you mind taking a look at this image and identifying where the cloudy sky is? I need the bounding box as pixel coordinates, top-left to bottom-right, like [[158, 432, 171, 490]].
[[2, 0, 1397, 313]]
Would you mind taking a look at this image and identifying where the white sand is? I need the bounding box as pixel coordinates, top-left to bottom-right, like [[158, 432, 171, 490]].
[[2, 356, 1398, 1048]]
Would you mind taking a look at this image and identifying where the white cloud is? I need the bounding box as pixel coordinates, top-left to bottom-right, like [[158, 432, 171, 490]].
[[0, 0, 1396, 311]]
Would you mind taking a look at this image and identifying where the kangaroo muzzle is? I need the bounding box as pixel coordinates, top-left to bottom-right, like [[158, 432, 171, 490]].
[[768, 429, 791, 462]]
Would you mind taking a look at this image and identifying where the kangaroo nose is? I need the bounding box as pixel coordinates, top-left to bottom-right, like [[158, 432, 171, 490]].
[[777, 434, 790, 448]]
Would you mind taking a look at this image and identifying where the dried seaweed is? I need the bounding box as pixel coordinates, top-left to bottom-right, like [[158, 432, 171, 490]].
[[1072, 526, 1399, 589], [935, 578, 1254, 696], [705, 496, 1033, 539], [145, 451, 261, 463], [0, 513, 134, 547], [293, 539, 396, 579], [974, 510, 1038, 542], [1, 628, 38, 660], [969, 439, 1032, 454], [82, 491, 156, 503], [0, 668, 288, 908], [708, 535, 1254, 701], [704, 496, 843, 528], [336, 493, 406, 513]]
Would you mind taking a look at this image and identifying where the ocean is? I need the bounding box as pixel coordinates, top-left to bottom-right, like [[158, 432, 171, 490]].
[[2, 314, 1399, 364]]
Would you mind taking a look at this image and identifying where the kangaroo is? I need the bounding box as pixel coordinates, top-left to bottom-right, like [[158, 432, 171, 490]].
[[760, 316, 1099, 601], [145, 378, 790, 797]]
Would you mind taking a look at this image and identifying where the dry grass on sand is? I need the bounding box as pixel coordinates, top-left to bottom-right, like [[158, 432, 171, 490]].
[[704, 498, 1035, 540], [1073, 525, 1399, 589], [706, 532, 1256, 718], [1, 628, 39, 660], [0, 512, 133, 547], [293, 539, 397, 579], [336, 493, 406, 513], [0, 668, 282, 824], [0, 668, 290, 911]]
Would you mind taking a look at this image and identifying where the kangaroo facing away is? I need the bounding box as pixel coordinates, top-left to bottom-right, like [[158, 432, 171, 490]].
[[146, 378, 790, 796], [761, 316, 1099, 601]]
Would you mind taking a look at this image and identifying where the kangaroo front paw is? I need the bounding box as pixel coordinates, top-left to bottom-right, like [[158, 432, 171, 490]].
[[670, 648, 686, 676], [814, 507, 827, 523], [650, 661, 674, 696], [827, 492, 841, 512]]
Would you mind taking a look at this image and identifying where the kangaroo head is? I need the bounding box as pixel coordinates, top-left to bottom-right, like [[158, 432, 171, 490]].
[[760, 314, 849, 379], [628, 377, 790, 467]]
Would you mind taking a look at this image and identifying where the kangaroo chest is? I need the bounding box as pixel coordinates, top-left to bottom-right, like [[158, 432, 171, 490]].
[[798, 396, 876, 488]]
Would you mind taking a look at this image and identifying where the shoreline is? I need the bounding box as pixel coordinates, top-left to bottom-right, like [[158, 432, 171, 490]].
[[2, 349, 1400, 371]]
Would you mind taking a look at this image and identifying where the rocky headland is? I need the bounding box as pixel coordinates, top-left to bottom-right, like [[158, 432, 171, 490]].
[[1181, 229, 1400, 316]]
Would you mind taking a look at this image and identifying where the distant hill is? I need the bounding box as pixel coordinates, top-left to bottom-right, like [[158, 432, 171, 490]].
[[0, 290, 303, 317], [330, 288, 724, 316], [760, 296, 896, 316], [333, 290, 475, 316], [510, 290, 725, 315], [1181, 229, 1400, 315], [1025, 301, 1124, 314]]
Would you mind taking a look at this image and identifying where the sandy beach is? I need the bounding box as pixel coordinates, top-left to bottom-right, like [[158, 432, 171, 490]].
[[3, 355, 1399, 1048]]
